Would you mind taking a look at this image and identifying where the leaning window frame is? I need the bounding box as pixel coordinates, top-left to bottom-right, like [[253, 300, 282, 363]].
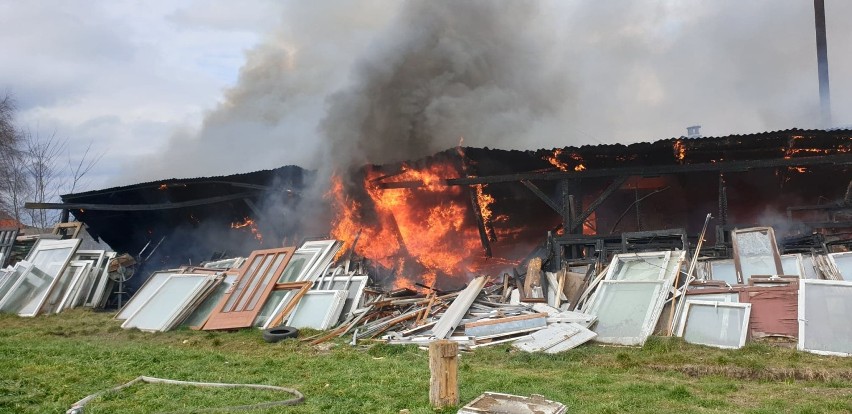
[[121, 274, 218, 332], [797, 279, 852, 357], [676, 299, 751, 349], [3, 238, 81, 316], [285, 289, 348, 330], [584, 250, 684, 346], [114, 270, 181, 320], [731, 227, 783, 284], [826, 252, 852, 281]]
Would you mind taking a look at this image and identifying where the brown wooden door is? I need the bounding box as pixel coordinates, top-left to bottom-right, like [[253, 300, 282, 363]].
[[202, 247, 294, 330]]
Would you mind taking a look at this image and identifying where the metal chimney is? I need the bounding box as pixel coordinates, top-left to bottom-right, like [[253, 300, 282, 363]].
[[686, 125, 702, 139], [814, 0, 831, 128]]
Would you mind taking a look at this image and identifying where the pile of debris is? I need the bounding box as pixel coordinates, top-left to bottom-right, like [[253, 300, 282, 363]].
[[3, 220, 852, 358]]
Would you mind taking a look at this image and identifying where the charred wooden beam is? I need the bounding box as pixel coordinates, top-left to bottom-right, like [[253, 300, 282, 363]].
[[377, 154, 852, 189], [61, 180, 275, 200], [570, 176, 629, 234], [25, 191, 261, 211], [467, 186, 493, 258], [520, 180, 561, 214]]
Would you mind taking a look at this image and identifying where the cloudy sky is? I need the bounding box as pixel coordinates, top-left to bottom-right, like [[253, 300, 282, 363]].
[[1, 1, 849, 192]]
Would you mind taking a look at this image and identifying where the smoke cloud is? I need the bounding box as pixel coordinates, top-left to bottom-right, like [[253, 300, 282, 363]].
[[124, 0, 852, 184]]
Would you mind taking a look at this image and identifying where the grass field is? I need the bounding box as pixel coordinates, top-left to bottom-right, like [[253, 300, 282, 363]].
[[1, 309, 851, 414]]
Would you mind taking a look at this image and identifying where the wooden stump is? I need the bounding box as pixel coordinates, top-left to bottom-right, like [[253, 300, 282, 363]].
[[429, 340, 459, 408]]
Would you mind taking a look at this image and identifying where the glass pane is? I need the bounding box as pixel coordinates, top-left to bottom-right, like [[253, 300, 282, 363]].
[[288, 291, 344, 329], [277, 252, 314, 283], [182, 275, 237, 328], [802, 283, 852, 354], [587, 282, 662, 342], [780, 255, 802, 277], [11, 266, 59, 315], [124, 276, 207, 331], [116, 272, 174, 320], [43, 264, 85, 312], [831, 253, 852, 281], [710, 261, 738, 285], [610, 255, 667, 281], [0, 261, 31, 300], [734, 230, 779, 279], [253, 289, 291, 327], [682, 303, 747, 348]]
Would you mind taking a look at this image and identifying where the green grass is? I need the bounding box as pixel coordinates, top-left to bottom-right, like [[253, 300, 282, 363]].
[[1, 310, 851, 413]]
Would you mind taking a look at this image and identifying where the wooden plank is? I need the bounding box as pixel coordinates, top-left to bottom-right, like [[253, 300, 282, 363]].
[[520, 180, 561, 214], [202, 247, 295, 330], [429, 340, 459, 408], [464, 313, 544, 328]]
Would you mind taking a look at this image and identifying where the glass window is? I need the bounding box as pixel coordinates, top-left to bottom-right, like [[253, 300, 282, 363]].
[[681, 301, 749, 348], [800, 281, 852, 355]]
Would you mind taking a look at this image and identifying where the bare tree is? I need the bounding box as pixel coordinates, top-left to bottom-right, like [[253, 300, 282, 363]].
[[67, 140, 104, 194], [0, 93, 28, 225], [22, 129, 66, 229], [1, 91, 105, 229]]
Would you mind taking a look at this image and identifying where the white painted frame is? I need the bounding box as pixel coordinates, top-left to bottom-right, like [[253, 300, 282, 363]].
[[677, 300, 751, 349], [121, 274, 218, 332], [604, 251, 673, 281], [298, 240, 341, 283], [7, 238, 80, 316], [826, 252, 852, 281], [779, 253, 806, 279], [54, 261, 92, 312], [86, 251, 116, 307], [285, 290, 348, 330], [0, 260, 34, 303], [584, 251, 685, 346], [114, 270, 180, 320], [798, 279, 852, 357]]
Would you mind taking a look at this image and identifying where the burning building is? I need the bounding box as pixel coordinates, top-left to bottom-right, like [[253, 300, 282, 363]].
[[29, 128, 852, 292]]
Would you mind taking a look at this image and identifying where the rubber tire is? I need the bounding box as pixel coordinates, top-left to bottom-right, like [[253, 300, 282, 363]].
[[263, 326, 299, 343]]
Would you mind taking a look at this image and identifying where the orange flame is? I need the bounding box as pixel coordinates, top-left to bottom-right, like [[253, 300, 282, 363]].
[[544, 149, 587, 172], [673, 139, 686, 162], [475, 184, 495, 224], [158, 184, 168, 190], [328, 162, 486, 288], [231, 217, 263, 244], [544, 149, 570, 171]]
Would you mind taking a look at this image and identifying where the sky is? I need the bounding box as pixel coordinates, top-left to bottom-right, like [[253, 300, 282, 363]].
[[0, 1, 850, 192]]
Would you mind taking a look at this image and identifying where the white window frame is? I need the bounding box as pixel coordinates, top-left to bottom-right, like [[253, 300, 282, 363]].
[[798, 279, 852, 357], [584, 250, 685, 346], [4, 238, 80, 316], [285, 290, 348, 330], [676, 300, 751, 349], [826, 252, 852, 281], [114, 270, 180, 320]]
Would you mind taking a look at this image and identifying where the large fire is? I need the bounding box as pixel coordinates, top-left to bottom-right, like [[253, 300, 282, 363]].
[[328, 162, 491, 290]]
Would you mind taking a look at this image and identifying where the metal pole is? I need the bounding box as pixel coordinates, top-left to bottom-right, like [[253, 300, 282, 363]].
[[814, 0, 831, 128]]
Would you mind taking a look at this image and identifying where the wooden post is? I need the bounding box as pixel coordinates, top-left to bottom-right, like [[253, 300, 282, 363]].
[[429, 340, 459, 408]]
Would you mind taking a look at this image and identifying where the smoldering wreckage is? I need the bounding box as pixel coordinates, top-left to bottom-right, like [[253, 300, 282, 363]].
[[2, 128, 852, 412]]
